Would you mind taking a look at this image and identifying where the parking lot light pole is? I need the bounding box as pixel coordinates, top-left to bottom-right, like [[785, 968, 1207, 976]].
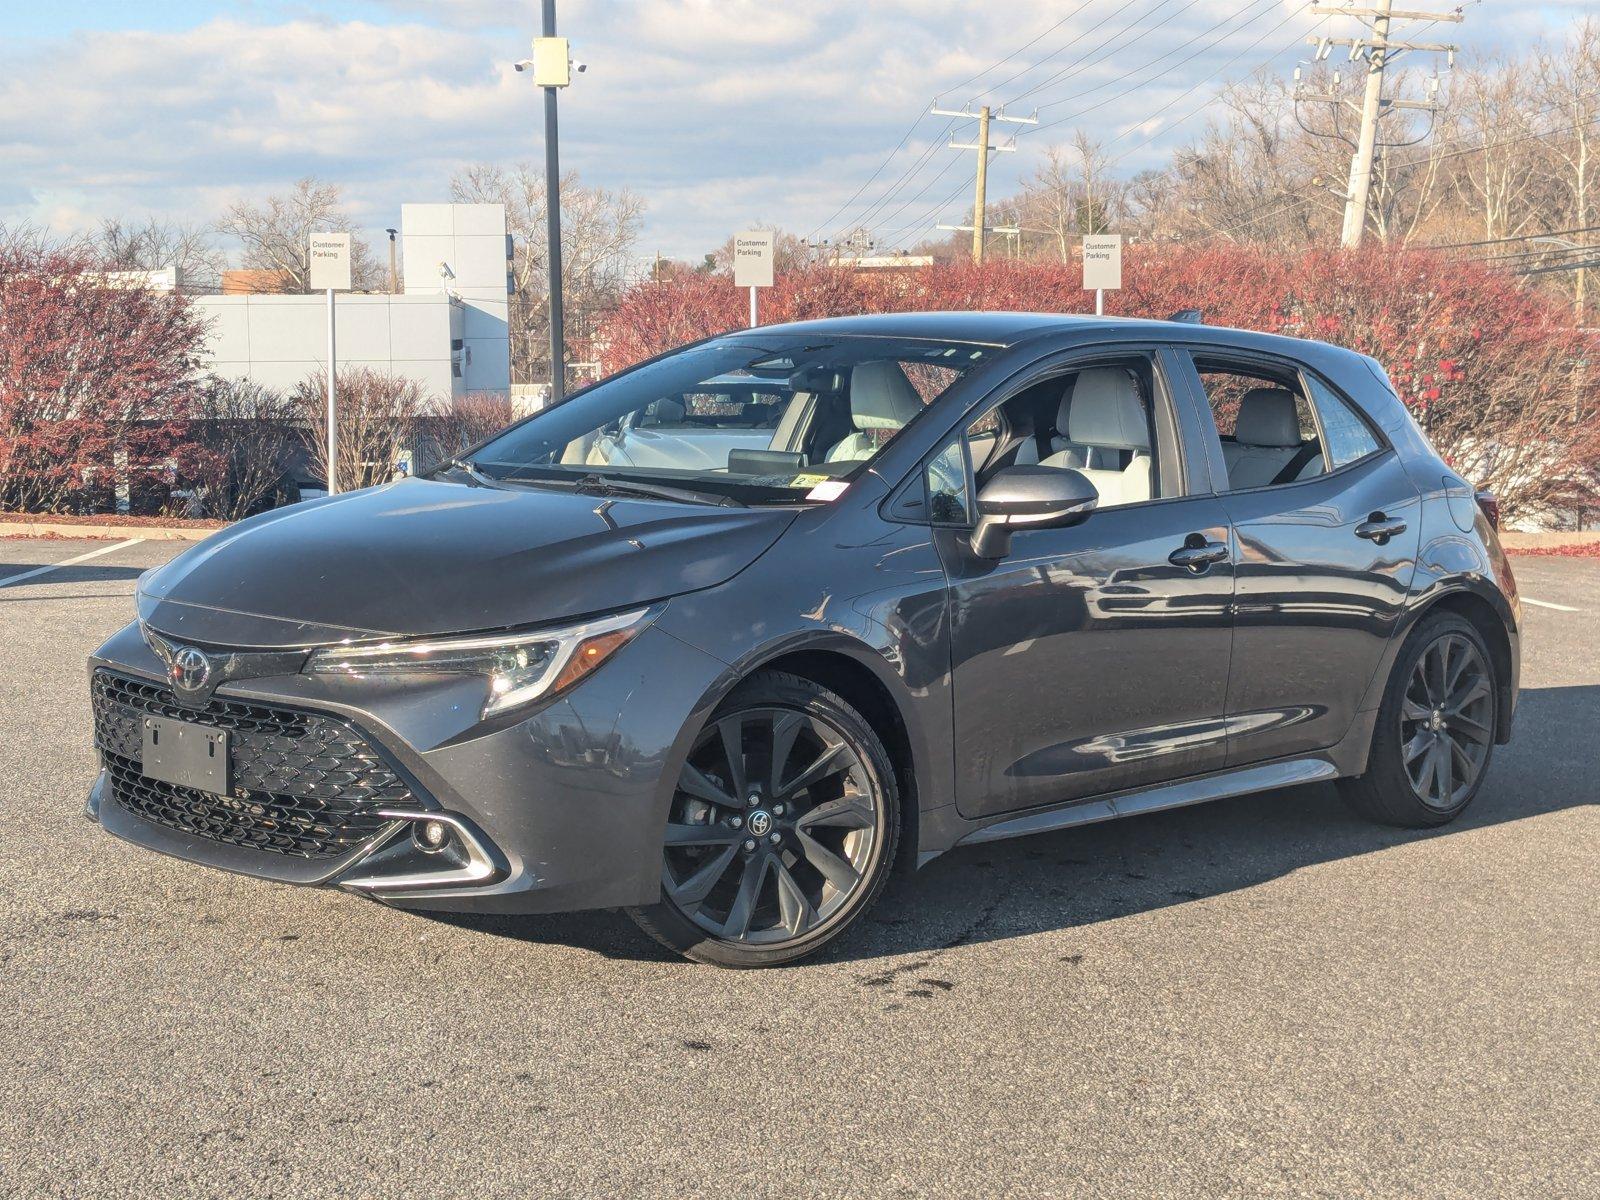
[[518, 1, 575, 404]]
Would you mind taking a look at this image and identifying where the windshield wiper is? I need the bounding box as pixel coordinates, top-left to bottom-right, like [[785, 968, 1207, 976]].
[[572, 474, 745, 508], [441, 458, 503, 489]]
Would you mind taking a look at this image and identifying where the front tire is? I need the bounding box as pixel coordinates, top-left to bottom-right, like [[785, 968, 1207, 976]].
[[1341, 612, 1498, 828], [627, 671, 900, 967]]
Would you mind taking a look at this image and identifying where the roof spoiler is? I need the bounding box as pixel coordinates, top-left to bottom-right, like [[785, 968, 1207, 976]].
[[1167, 308, 1204, 324]]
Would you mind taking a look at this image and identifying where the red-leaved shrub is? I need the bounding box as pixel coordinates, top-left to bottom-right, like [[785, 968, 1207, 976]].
[[0, 236, 207, 513]]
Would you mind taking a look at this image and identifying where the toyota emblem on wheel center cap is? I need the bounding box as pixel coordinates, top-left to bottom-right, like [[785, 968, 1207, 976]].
[[746, 810, 772, 838], [170, 646, 212, 694]]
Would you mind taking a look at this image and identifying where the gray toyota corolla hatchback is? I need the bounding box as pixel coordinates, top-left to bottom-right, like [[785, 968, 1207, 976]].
[[86, 313, 1520, 966]]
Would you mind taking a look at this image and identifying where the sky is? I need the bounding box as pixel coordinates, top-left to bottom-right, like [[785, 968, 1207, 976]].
[[0, 1, 1591, 265]]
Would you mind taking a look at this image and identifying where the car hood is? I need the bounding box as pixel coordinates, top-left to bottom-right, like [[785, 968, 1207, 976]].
[[137, 477, 797, 649]]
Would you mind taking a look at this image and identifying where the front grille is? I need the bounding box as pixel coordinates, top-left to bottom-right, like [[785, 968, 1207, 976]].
[[92, 670, 412, 860]]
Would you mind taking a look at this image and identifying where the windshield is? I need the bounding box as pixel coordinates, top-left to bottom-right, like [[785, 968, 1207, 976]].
[[461, 335, 991, 504]]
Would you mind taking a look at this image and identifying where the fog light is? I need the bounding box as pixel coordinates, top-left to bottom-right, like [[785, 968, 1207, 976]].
[[414, 819, 451, 852]]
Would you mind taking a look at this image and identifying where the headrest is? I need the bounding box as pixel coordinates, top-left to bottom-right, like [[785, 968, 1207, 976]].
[[849, 361, 924, 431], [1065, 368, 1150, 451], [1235, 388, 1302, 448]]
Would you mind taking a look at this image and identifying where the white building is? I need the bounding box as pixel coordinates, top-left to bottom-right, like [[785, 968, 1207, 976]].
[[193, 203, 512, 401]]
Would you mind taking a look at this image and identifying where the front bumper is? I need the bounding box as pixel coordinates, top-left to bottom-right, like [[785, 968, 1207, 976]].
[[86, 617, 731, 914]]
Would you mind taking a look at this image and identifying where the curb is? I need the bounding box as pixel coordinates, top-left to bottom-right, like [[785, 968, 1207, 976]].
[[0, 520, 221, 542], [1500, 530, 1600, 551]]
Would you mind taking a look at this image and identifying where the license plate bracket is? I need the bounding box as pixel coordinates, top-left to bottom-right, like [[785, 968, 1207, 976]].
[[141, 716, 231, 795]]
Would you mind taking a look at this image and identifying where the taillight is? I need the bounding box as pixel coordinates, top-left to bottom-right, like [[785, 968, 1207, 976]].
[[1474, 489, 1500, 531]]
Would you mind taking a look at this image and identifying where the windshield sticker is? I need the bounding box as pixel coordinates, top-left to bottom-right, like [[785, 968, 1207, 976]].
[[805, 480, 850, 502]]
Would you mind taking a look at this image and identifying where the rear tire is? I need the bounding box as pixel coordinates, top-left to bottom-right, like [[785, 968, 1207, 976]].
[[626, 671, 901, 968], [1340, 612, 1497, 828]]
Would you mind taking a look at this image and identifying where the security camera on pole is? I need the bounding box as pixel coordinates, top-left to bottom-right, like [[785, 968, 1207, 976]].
[[733, 231, 774, 327], [309, 231, 353, 494]]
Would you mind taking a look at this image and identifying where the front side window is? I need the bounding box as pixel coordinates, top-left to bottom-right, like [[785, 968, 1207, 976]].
[[962, 356, 1160, 511], [460, 336, 990, 504]]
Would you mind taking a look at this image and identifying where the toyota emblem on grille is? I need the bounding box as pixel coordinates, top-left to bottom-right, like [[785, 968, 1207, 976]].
[[170, 646, 212, 694]]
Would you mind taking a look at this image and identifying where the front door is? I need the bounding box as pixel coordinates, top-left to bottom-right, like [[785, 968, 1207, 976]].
[[933, 349, 1236, 820]]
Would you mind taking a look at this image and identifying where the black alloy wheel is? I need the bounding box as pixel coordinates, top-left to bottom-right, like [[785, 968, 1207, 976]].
[[628, 672, 898, 967], [1399, 630, 1494, 810], [1341, 612, 1499, 828]]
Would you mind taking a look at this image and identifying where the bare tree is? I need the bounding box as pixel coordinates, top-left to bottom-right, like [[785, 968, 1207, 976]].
[[1533, 18, 1600, 319], [450, 164, 644, 384], [215, 178, 380, 293], [96, 218, 226, 290], [1448, 59, 1544, 242], [184, 378, 299, 519], [293, 369, 430, 492]]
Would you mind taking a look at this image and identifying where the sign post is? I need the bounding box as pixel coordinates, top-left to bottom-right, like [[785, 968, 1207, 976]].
[[733, 230, 775, 328], [1081, 233, 1122, 317], [309, 233, 353, 493]]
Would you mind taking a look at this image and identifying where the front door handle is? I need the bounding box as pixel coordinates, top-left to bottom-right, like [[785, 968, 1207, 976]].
[[1355, 513, 1408, 544], [1169, 537, 1229, 573]]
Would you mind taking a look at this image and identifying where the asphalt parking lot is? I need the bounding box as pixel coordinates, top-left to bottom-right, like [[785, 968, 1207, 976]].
[[2, 537, 1595, 1198]]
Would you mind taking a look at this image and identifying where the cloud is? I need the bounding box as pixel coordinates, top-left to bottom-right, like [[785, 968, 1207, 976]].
[[0, 3, 1584, 259]]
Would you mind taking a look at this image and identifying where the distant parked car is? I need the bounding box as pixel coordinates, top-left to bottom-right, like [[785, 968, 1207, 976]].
[[86, 313, 1519, 967]]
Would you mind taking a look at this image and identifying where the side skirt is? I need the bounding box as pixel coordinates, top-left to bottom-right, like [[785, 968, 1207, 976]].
[[946, 757, 1339, 852]]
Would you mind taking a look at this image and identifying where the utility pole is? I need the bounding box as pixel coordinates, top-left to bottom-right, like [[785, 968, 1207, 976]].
[[931, 102, 1038, 263], [1298, 3, 1462, 248]]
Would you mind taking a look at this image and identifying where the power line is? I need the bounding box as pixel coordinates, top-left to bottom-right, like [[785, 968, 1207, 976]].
[[879, 7, 1327, 252], [804, 117, 932, 243], [1028, 0, 1282, 117], [826, 0, 1138, 244], [1005, 0, 1196, 109], [1429, 223, 1600, 250], [948, 1, 1097, 101], [1039, 0, 1311, 145]]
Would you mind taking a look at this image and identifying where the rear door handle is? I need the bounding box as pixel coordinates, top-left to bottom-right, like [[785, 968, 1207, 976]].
[[1355, 513, 1408, 544], [1169, 538, 1230, 572]]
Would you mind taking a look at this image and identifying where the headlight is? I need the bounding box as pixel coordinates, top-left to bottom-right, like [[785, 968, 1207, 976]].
[[304, 606, 658, 717]]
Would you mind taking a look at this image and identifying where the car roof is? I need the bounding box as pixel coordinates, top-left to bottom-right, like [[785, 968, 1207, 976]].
[[722, 311, 1357, 366], [724, 311, 1116, 345]]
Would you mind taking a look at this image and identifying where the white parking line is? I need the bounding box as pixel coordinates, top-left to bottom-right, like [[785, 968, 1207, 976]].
[[1523, 597, 1581, 613], [0, 538, 145, 589]]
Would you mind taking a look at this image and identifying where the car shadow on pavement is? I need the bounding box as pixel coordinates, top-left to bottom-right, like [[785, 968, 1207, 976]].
[[0, 564, 149, 589], [421, 684, 1597, 968]]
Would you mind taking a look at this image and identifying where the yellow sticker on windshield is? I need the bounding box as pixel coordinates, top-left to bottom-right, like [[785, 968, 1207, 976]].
[[790, 474, 829, 487]]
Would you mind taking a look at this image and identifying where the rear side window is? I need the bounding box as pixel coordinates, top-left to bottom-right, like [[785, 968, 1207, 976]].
[[1194, 358, 1324, 491], [1305, 376, 1382, 468]]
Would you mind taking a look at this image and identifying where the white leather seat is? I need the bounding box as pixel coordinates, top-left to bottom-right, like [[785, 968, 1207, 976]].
[[1223, 389, 1323, 489], [1040, 367, 1152, 507], [825, 360, 925, 462], [1013, 379, 1101, 470]]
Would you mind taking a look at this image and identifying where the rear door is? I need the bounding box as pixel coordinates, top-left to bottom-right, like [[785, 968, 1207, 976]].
[[1174, 347, 1421, 766], [931, 346, 1238, 820]]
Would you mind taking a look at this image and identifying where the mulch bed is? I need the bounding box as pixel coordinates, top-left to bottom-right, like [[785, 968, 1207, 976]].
[[1506, 543, 1600, 558], [0, 512, 224, 529]]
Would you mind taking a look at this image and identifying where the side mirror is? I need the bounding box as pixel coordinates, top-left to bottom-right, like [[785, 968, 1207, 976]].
[[971, 465, 1098, 559]]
